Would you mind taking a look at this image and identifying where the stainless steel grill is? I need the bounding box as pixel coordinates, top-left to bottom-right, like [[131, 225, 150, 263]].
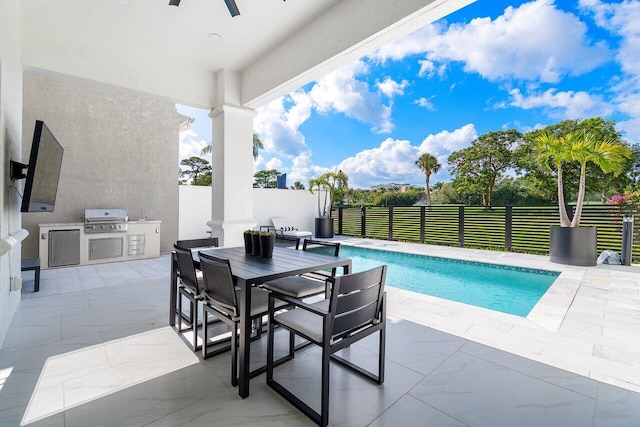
[[84, 209, 128, 234]]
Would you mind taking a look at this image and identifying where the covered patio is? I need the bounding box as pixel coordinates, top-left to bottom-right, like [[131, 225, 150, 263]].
[[2, 241, 640, 426]]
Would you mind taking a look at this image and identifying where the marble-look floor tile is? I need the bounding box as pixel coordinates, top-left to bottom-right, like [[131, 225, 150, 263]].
[[370, 394, 466, 427], [410, 351, 595, 427]]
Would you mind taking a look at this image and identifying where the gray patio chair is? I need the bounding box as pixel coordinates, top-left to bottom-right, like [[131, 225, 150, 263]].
[[266, 265, 387, 427], [198, 252, 289, 386], [173, 244, 206, 351], [175, 237, 219, 250], [262, 239, 340, 299]]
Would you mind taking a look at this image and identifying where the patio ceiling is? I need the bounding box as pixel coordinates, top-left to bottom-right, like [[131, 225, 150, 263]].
[[21, 0, 475, 108]]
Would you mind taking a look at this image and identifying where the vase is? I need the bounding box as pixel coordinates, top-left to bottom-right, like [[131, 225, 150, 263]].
[[251, 233, 261, 256], [243, 232, 253, 254], [549, 226, 597, 266], [260, 234, 276, 258], [315, 217, 334, 238]]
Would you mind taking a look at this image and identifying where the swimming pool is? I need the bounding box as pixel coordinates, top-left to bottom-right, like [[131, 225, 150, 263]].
[[311, 245, 559, 317]]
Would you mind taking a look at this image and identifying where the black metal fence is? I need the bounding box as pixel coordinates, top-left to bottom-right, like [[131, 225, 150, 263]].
[[335, 205, 640, 259]]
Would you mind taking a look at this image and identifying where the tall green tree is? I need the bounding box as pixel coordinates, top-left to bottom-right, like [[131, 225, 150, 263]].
[[179, 156, 212, 186], [309, 170, 349, 217], [253, 169, 281, 188], [448, 130, 522, 208], [515, 118, 630, 202], [201, 133, 264, 160], [415, 152, 441, 207], [533, 130, 632, 227]]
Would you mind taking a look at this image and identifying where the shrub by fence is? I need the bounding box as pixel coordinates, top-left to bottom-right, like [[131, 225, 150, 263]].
[[335, 205, 639, 260]]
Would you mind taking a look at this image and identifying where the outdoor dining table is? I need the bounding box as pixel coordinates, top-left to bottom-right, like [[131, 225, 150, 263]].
[[169, 245, 352, 398]]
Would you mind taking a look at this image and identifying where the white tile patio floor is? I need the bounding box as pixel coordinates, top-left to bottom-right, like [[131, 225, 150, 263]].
[[1, 240, 639, 426]]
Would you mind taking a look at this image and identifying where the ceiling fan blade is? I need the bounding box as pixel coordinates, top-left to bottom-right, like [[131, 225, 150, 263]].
[[169, 0, 180, 6], [224, 0, 240, 17]]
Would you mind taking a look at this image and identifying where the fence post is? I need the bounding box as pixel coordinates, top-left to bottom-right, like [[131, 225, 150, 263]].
[[458, 206, 464, 247], [338, 207, 343, 235], [388, 206, 393, 241], [505, 205, 512, 251], [420, 206, 425, 244], [361, 206, 366, 237]]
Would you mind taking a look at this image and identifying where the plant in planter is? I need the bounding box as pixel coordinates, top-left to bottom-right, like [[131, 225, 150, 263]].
[[250, 230, 261, 256], [243, 230, 254, 254], [533, 130, 631, 265], [259, 231, 276, 258], [309, 170, 349, 238]]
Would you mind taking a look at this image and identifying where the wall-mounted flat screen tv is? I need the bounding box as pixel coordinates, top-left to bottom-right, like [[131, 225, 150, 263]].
[[21, 120, 64, 212]]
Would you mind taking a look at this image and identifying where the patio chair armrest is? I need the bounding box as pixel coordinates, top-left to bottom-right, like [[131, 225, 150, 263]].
[[268, 292, 329, 316]]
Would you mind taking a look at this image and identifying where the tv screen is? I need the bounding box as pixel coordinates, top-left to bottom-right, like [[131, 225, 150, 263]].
[[21, 120, 64, 212]]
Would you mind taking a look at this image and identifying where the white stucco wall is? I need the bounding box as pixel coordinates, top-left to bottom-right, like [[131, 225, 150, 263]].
[[21, 70, 180, 258], [179, 187, 317, 241], [0, 0, 24, 347]]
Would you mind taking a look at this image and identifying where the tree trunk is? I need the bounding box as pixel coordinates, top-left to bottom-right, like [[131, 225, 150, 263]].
[[425, 175, 431, 207], [571, 163, 587, 227], [557, 167, 571, 227]]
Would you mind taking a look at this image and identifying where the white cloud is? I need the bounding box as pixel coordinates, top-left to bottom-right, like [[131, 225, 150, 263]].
[[414, 97, 436, 111], [254, 93, 310, 157], [376, 77, 409, 97], [372, 0, 611, 83], [337, 138, 421, 188], [288, 151, 331, 185], [371, 24, 443, 62], [580, 0, 640, 141], [418, 124, 478, 161], [265, 157, 283, 170], [508, 88, 614, 119], [179, 128, 209, 163], [309, 60, 393, 133], [418, 59, 446, 78]]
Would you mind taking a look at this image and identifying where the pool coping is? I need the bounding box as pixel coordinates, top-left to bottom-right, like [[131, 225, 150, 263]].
[[331, 236, 640, 393]]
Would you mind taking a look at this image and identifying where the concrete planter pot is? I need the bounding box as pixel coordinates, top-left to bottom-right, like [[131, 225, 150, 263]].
[[549, 226, 597, 266], [315, 217, 334, 238], [260, 234, 276, 258]]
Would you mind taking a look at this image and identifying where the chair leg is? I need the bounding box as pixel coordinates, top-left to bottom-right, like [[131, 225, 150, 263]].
[[267, 300, 275, 383], [202, 306, 209, 359], [231, 321, 238, 387], [192, 298, 199, 351], [320, 345, 330, 427]]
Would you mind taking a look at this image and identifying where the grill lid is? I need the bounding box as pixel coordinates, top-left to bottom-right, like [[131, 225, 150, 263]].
[[84, 209, 128, 224]]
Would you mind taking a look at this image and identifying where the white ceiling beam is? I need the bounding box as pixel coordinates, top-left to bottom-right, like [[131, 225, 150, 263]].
[[242, 0, 475, 109]]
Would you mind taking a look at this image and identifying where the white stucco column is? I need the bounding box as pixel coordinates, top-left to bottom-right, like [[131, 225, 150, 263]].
[[207, 70, 257, 246]]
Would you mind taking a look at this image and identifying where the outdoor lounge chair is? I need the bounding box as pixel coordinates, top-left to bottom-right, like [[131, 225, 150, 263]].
[[270, 217, 312, 243]]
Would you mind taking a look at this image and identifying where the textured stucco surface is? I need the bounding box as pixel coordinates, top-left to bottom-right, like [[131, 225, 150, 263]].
[[0, 0, 24, 348], [21, 71, 179, 258]]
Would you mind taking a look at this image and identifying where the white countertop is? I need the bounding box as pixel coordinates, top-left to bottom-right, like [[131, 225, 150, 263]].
[[39, 220, 162, 227]]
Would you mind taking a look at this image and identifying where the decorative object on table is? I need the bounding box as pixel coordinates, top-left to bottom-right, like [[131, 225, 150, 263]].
[[308, 170, 348, 238], [250, 230, 261, 256], [532, 128, 631, 266], [259, 231, 276, 258], [243, 230, 253, 254]]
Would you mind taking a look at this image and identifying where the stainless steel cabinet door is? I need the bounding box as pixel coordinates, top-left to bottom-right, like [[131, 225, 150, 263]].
[[49, 229, 81, 267], [89, 237, 123, 260]]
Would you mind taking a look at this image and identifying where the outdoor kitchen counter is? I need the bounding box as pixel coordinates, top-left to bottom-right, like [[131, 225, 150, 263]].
[[38, 221, 161, 269]]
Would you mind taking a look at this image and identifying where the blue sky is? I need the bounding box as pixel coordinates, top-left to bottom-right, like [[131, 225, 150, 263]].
[[178, 0, 640, 189]]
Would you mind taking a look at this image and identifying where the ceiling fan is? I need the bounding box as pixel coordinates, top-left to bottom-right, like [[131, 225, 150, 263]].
[[169, 0, 240, 17]]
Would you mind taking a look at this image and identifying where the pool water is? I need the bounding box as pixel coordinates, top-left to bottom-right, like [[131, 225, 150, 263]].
[[312, 245, 558, 317]]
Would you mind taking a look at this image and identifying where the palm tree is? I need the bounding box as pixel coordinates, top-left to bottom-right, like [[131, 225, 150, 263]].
[[309, 170, 349, 218], [415, 153, 441, 207], [534, 131, 632, 227], [201, 133, 263, 160]]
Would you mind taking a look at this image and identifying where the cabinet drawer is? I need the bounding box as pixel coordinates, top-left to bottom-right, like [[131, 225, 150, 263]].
[[128, 234, 145, 244], [128, 244, 145, 255]]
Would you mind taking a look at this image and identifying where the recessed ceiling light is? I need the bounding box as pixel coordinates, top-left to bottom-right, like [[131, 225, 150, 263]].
[[208, 33, 223, 41]]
